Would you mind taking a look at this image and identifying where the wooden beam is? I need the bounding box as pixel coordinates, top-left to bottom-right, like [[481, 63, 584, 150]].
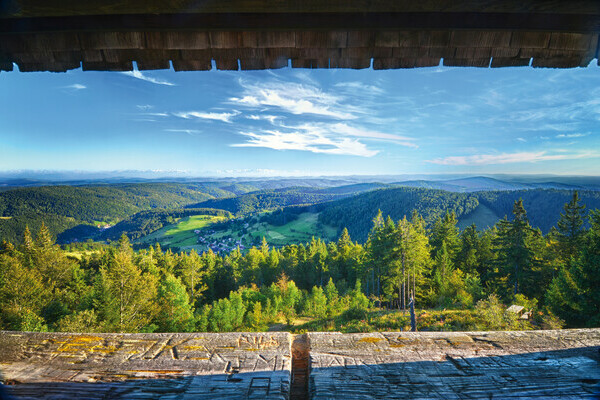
[[2, 0, 600, 18], [1, 12, 599, 35]]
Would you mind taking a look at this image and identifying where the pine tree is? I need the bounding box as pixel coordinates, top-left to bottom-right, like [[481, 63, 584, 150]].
[[556, 191, 586, 262], [155, 273, 195, 332], [494, 199, 537, 297], [547, 209, 600, 327]]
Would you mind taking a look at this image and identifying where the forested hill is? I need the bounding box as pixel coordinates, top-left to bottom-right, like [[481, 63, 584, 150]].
[[318, 188, 600, 242], [0, 183, 246, 243], [186, 184, 389, 215], [318, 188, 480, 242]]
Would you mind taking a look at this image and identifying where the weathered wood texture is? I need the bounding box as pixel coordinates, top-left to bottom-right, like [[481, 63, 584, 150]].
[[2, 0, 600, 18], [0, 29, 598, 72], [0, 331, 291, 399], [309, 329, 600, 399]]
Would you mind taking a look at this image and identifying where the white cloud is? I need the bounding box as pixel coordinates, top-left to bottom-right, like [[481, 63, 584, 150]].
[[428, 151, 598, 166], [64, 84, 86, 90], [283, 122, 418, 148], [230, 80, 356, 119], [246, 114, 279, 124], [122, 70, 175, 86], [556, 133, 590, 138], [136, 104, 153, 111], [517, 137, 527, 142], [232, 129, 378, 157], [173, 111, 240, 123]]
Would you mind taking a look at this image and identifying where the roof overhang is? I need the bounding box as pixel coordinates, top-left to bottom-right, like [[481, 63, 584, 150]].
[[1, 1, 599, 72]]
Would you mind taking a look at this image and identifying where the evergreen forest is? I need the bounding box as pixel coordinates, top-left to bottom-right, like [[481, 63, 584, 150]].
[[1, 192, 598, 334]]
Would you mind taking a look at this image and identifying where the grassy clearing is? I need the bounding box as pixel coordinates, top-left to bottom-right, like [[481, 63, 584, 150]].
[[136, 212, 338, 252], [136, 215, 226, 251]]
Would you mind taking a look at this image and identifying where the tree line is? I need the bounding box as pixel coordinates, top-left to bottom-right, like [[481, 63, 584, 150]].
[[0, 192, 597, 333]]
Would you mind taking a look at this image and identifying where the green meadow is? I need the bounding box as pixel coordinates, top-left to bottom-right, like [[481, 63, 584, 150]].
[[135, 214, 227, 250]]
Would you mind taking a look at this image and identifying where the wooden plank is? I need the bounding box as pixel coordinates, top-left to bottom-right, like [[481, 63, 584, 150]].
[[81, 50, 103, 62], [137, 59, 170, 70], [347, 31, 375, 47], [451, 30, 511, 47], [443, 57, 491, 67], [327, 31, 348, 48], [295, 48, 329, 59], [532, 56, 587, 68], [491, 47, 520, 57], [213, 58, 239, 70], [373, 57, 438, 69], [16, 62, 78, 72], [240, 58, 266, 70], [78, 32, 144, 50], [548, 32, 595, 50], [331, 58, 370, 69], [172, 59, 211, 71], [510, 32, 551, 48], [295, 32, 328, 48], [375, 31, 400, 47], [11, 51, 54, 63], [291, 58, 314, 68], [342, 47, 376, 58], [82, 61, 132, 71], [455, 47, 492, 58], [52, 50, 81, 63], [491, 57, 530, 67], [428, 47, 456, 58], [393, 46, 429, 58], [209, 31, 241, 49], [256, 31, 295, 48], [4, 0, 600, 18], [146, 32, 209, 50], [3, 12, 600, 34]]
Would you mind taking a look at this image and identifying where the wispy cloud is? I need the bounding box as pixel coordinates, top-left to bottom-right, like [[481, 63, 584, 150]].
[[230, 121, 417, 157], [517, 137, 527, 142], [334, 81, 385, 94], [230, 80, 356, 119], [428, 151, 598, 165], [137, 104, 153, 111], [232, 129, 378, 157], [556, 133, 590, 139], [279, 122, 418, 148], [64, 84, 86, 90], [122, 70, 175, 86], [173, 111, 240, 123], [165, 129, 202, 136], [246, 114, 279, 124]]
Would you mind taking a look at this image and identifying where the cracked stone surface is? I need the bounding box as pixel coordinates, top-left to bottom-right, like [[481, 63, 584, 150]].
[[308, 329, 600, 399], [1, 329, 599, 399], [0, 331, 291, 399]]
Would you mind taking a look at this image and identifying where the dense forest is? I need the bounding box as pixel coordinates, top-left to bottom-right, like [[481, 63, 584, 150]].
[[319, 188, 600, 241], [186, 184, 387, 216], [0, 182, 252, 243], [1, 192, 597, 333]]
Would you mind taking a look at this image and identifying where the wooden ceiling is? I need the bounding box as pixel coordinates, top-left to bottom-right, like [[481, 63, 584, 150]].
[[1, 1, 599, 72]]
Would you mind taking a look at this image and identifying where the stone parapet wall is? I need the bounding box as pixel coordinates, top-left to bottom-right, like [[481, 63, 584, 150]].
[[1, 329, 599, 399]]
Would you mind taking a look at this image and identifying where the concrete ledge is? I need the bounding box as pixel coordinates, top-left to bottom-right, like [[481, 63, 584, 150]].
[[308, 330, 600, 399], [1, 330, 599, 399]]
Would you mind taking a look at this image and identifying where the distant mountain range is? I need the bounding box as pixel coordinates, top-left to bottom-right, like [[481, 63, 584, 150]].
[[394, 176, 598, 192]]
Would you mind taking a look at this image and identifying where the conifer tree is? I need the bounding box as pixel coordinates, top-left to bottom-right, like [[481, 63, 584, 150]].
[[556, 191, 586, 262]]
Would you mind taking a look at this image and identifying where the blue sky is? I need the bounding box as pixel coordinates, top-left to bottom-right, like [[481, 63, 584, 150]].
[[0, 62, 598, 177]]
